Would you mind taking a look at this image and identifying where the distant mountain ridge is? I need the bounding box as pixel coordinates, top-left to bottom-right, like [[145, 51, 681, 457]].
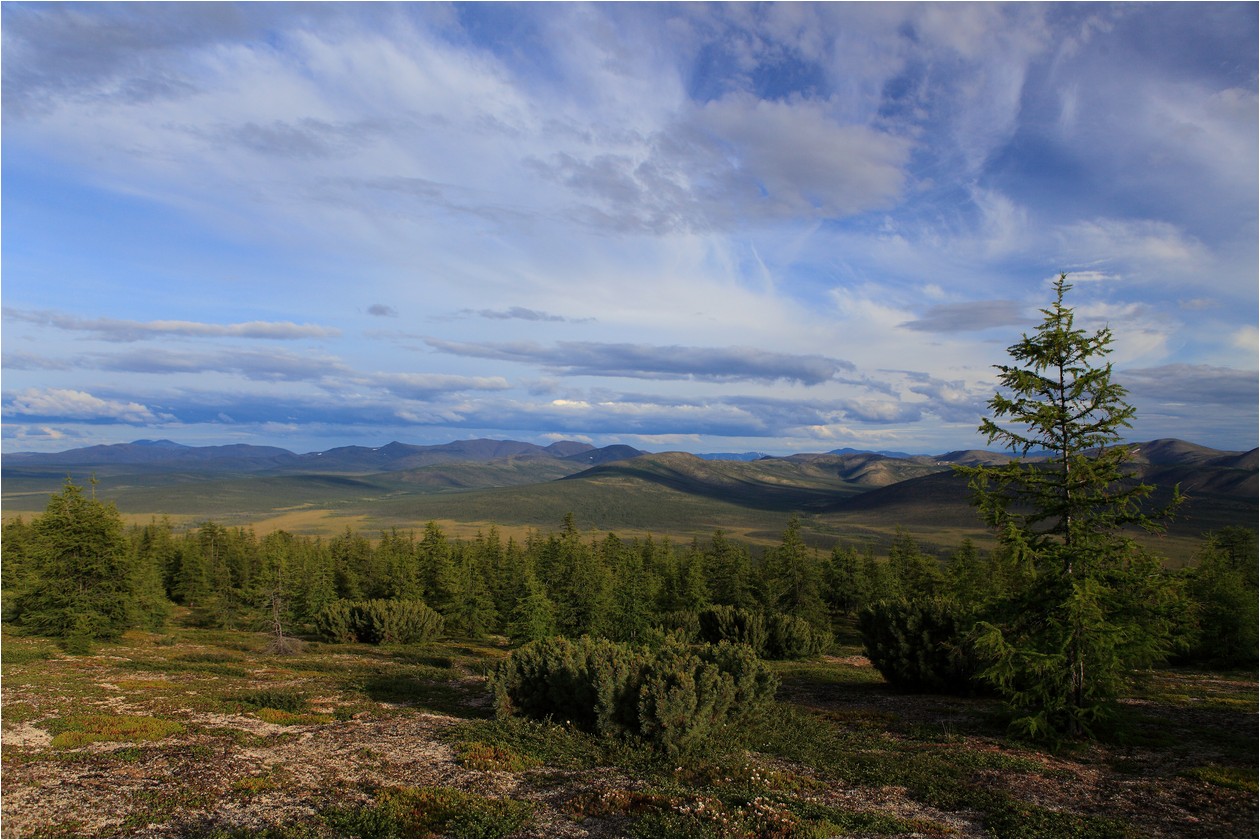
[[3, 438, 1253, 562], [4, 437, 635, 474], [7, 436, 1252, 474]]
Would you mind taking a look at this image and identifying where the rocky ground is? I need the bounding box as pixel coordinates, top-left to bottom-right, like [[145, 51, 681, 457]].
[[2, 629, 1256, 838]]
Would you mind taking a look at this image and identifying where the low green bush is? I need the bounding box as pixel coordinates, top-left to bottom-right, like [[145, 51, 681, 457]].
[[226, 688, 307, 713], [697, 606, 829, 660], [315, 599, 444, 645], [491, 635, 778, 757], [697, 605, 767, 654], [766, 612, 830, 660], [655, 609, 700, 641], [858, 597, 984, 694], [326, 785, 533, 838]]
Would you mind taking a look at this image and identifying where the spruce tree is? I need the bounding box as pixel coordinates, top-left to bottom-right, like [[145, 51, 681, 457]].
[[2, 516, 33, 621], [961, 274, 1181, 739], [762, 516, 829, 631], [15, 480, 159, 645], [507, 565, 556, 644], [704, 530, 755, 609], [329, 526, 370, 601]]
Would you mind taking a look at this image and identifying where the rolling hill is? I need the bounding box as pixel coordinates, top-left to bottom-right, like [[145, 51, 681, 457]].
[[3, 437, 1254, 561]]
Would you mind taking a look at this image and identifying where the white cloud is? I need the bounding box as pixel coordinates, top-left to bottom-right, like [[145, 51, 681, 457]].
[[7, 388, 166, 424]]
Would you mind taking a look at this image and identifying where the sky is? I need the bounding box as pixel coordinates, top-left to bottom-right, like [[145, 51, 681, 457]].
[[2, 2, 1257, 457]]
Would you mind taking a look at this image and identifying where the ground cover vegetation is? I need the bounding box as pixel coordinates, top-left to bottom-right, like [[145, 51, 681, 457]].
[[2, 278, 1256, 836]]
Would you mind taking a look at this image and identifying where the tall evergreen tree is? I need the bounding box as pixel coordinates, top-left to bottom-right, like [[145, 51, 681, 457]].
[[961, 274, 1182, 739], [378, 528, 421, 601], [416, 522, 455, 610], [885, 529, 941, 599], [256, 530, 301, 653], [2, 516, 33, 621], [704, 530, 755, 609], [445, 544, 497, 638], [15, 480, 166, 645], [507, 562, 556, 644], [761, 516, 829, 631], [606, 533, 655, 643], [329, 526, 370, 601]]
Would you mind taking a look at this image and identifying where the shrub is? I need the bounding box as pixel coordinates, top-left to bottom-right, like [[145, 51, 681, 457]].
[[697, 605, 767, 654], [636, 644, 737, 757], [227, 689, 307, 714], [766, 612, 830, 659], [697, 640, 780, 724], [655, 609, 700, 641], [315, 599, 444, 645], [697, 606, 829, 660], [313, 600, 356, 644], [491, 635, 777, 757], [491, 636, 640, 737], [858, 597, 984, 694]]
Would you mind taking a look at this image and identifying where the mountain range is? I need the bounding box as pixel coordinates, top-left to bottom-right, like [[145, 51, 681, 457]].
[[3, 437, 1254, 561], [3, 437, 639, 474]]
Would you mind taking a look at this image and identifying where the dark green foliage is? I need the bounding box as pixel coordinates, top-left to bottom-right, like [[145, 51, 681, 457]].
[[314, 600, 357, 644], [858, 597, 984, 693], [703, 530, 756, 610], [490, 635, 642, 737], [10, 480, 169, 645], [227, 689, 307, 713], [886, 529, 942, 599], [543, 516, 615, 638], [1176, 528, 1258, 668], [765, 611, 830, 659], [696, 604, 827, 660], [315, 599, 444, 645], [655, 609, 701, 641], [697, 605, 767, 654], [759, 516, 830, 631], [490, 635, 777, 757], [635, 643, 741, 757], [329, 526, 371, 601], [694, 639, 780, 725], [506, 569, 557, 644], [444, 545, 498, 638]]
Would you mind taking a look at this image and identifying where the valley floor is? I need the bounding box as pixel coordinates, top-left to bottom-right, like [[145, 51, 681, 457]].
[[2, 621, 1256, 838]]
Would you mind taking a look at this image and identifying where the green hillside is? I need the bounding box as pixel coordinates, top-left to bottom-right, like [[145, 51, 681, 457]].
[[4, 443, 1253, 562]]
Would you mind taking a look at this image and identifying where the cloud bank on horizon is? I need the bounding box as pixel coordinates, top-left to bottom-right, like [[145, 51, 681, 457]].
[[3, 2, 1256, 455]]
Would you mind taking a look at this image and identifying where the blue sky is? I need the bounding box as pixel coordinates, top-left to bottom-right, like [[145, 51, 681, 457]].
[[3, 2, 1257, 456]]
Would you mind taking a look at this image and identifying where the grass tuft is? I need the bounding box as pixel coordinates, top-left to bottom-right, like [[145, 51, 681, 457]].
[[1182, 765, 1258, 792], [46, 714, 185, 749], [324, 785, 533, 838]]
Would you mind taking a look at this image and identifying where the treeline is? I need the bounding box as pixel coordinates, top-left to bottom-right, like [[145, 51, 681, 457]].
[[3, 482, 1254, 674]]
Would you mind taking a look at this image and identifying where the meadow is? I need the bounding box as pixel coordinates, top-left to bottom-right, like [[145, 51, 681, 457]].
[[2, 614, 1255, 838]]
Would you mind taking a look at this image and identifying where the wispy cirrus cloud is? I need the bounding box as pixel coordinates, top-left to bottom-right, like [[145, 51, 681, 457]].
[[3, 308, 339, 342], [426, 339, 853, 385], [468, 306, 592, 323]]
